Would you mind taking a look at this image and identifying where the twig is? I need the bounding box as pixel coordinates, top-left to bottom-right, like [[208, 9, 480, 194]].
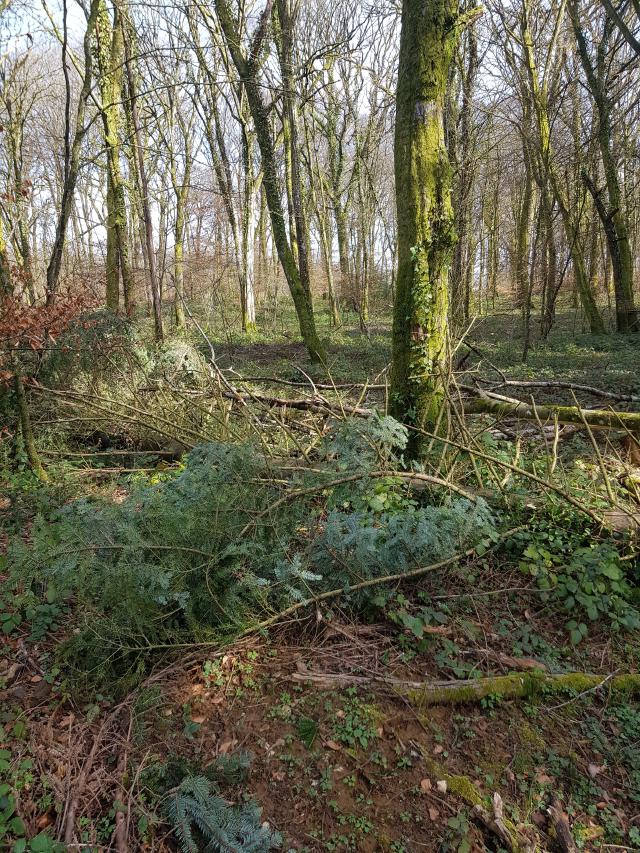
[[238, 469, 478, 538], [482, 378, 640, 405], [117, 528, 522, 652]]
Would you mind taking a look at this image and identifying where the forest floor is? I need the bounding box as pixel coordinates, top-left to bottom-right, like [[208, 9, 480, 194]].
[[1, 307, 640, 852]]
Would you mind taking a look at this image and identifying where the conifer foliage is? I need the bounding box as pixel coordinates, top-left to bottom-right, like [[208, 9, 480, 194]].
[[9, 417, 495, 691]]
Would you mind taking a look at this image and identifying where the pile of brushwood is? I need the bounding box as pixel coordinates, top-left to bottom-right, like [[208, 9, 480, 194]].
[[8, 415, 498, 694]]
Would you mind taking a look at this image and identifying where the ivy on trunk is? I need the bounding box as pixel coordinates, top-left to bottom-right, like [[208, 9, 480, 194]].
[[390, 0, 463, 454]]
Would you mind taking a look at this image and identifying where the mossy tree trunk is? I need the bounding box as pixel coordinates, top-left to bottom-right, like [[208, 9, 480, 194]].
[[213, 0, 325, 363], [390, 0, 461, 454], [571, 0, 637, 333], [11, 353, 48, 482], [95, 0, 132, 314], [274, 0, 314, 311]]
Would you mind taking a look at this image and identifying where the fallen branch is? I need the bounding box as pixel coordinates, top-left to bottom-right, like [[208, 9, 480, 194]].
[[223, 389, 373, 417], [224, 383, 640, 439], [463, 394, 640, 433], [482, 378, 640, 405], [239, 375, 387, 391], [473, 793, 519, 852], [126, 528, 523, 652], [547, 800, 578, 853], [292, 669, 640, 708], [404, 671, 640, 706], [238, 468, 479, 538], [418, 752, 536, 852]]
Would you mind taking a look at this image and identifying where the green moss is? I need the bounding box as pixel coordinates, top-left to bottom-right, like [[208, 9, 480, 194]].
[[406, 672, 640, 707], [420, 755, 484, 807], [517, 722, 545, 753]]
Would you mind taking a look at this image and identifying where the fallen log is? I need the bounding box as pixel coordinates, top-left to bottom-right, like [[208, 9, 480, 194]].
[[463, 394, 640, 433], [290, 669, 640, 706], [405, 671, 640, 706]]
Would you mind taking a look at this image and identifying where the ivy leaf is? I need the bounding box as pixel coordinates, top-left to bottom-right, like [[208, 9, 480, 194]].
[[600, 563, 622, 580], [9, 815, 26, 836]]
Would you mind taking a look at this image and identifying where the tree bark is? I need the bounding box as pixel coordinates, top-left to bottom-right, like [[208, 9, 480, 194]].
[[390, 0, 460, 453], [95, 0, 132, 313], [213, 0, 325, 362], [45, 0, 101, 306], [571, 1, 637, 332], [120, 3, 163, 341]]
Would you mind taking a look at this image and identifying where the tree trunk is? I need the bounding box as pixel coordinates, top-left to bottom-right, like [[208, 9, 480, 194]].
[[12, 354, 47, 482], [571, 1, 637, 332], [120, 3, 163, 341], [0, 220, 12, 295], [390, 0, 460, 454], [213, 0, 325, 363], [45, 0, 101, 305], [451, 17, 479, 327], [95, 0, 132, 313], [515, 153, 534, 311], [174, 186, 187, 329]]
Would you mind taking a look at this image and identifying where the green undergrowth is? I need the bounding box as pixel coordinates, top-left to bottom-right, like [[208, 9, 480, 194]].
[[469, 309, 640, 396], [7, 416, 495, 694]]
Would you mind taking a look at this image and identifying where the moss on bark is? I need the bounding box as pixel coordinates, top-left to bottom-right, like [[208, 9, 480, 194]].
[[404, 671, 640, 707], [390, 0, 459, 454], [464, 395, 640, 433]]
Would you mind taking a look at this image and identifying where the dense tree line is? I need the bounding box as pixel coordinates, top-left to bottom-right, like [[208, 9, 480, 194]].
[[0, 0, 638, 429]]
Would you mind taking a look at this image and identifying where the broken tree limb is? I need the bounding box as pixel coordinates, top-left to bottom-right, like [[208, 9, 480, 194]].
[[462, 393, 640, 433], [418, 753, 537, 853], [547, 800, 578, 853], [473, 793, 519, 852]]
